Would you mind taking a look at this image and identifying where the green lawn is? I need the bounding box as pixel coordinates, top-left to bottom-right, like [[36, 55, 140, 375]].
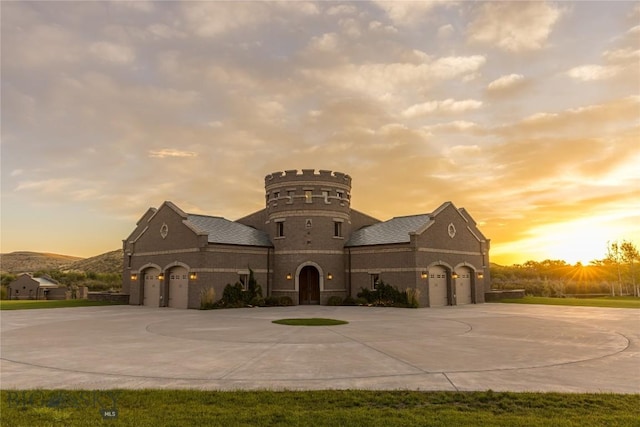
[[499, 296, 640, 309], [1, 390, 638, 426], [272, 318, 349, 326], [0, 299, 127, 310]]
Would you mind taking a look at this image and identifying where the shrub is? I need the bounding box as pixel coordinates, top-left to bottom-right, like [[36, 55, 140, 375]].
[[279, 296, 294, 306], [358, 281, 408, 307], [355, 297, 368, 306], [406, 287, 420, 308], [249, 296, 265, 307], [199, 287, 216, 310], [221, 283, 245, 307], [342, 295, 357, 306], [357, 281, 410, 307], [264, 296, 280, 306], [326, 296, 343, 306]]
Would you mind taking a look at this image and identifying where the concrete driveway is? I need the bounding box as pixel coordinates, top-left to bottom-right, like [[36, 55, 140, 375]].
[[1, 304, 638, 392]]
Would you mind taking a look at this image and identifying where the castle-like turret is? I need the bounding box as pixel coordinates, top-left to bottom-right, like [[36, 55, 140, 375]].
[[264, 169, 351, 304]]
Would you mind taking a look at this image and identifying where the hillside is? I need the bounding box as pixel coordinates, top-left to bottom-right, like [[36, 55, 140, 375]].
[[0, 251, 83, 273], [67, 250, 122, 274]]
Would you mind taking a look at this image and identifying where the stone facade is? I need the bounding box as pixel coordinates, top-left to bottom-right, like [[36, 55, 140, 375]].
[[122, 169, 490, 308]]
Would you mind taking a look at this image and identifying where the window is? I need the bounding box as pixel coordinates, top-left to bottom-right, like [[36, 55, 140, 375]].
[[304, 190, 313, 203], [336, 190, 344, 199], [322, 190, 329, 203], [334, 221, 342, 237], [238, 272, 249, 290], [287, 190, 295, 203], [370, 273, 380, 290], [277, 221, 285, 237], [273, 191, 280, 199]]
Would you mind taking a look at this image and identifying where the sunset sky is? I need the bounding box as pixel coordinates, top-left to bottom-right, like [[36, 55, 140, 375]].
[[2, 1, 639, 266]]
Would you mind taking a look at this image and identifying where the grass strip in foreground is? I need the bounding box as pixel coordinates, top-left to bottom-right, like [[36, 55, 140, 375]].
[[499, 296, 640, 309], [272, 318, 348, 326], [1, 390, 638, 427], [0, 300, 127, 310]]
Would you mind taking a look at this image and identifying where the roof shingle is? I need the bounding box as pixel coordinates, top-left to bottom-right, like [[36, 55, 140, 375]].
[[346, 214, 432, 247], [186, 214, 273, 247]]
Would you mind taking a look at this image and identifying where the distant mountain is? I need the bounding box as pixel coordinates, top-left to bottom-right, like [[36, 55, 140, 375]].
[[67, 250, 122, 274], [0, 251, 83, 273]]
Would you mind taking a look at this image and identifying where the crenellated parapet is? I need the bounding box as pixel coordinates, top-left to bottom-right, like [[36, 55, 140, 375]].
[[265, 169, 351, 188], [264, 169, 352, 216]]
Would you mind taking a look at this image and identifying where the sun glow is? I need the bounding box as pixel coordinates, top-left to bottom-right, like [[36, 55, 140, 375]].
[[492, 214, 637, 266]]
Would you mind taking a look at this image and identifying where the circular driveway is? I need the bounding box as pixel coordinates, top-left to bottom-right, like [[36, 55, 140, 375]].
[[1, 304, 638, 392]]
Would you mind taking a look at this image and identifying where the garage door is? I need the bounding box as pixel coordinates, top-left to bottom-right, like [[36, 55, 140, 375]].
[[429, 266, 448, 307], [455, 268, 472, 305], [168, 267, 189, 309], [143, 269, 161, 307]]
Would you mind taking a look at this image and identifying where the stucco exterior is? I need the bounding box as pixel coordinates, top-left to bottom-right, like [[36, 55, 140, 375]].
[[122, 169, 490, 308]]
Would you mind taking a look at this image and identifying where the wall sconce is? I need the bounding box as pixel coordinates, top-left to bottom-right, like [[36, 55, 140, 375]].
[[286, 273, 292, 280], [420, 271, 428, 279], [327, 273, 333, 280], [477, 272, 484, 279], [189, 272, 197, 280], [158, 273, 164, 281], [130, 274, 138, 281], [452, 272, 459, 279]]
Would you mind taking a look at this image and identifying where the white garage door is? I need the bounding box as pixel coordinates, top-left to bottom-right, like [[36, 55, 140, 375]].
[[455, 269, 472, 305], [429, 266, 448, 307], [143, 269, 161, 307], [168, 267, 189, 309]]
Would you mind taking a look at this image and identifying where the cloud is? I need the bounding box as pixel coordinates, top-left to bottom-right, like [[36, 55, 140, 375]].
[[437, 24, 454, 39], [372, 1, 444, 26], [402, 99, 482, 118], [89, 42, 135, 64], [148, 149, 198, 159], [302, 55, 486, 99], [566, 65, 621, 81], [468, 2, 562, 52], [487, 74, 525, 91]]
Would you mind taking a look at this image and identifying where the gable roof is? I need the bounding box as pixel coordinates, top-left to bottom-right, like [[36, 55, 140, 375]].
[[186, 214, 273, 247], [346, 214, 433, 247]]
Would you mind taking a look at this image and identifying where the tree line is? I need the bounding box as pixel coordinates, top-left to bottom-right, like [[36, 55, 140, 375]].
[[1, 270, 121, 295], [491, 240, 639, 297]]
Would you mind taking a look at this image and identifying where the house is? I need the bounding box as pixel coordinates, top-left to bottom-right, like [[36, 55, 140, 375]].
[[122, 169, 490, 308], [7, 274, 61, 300]]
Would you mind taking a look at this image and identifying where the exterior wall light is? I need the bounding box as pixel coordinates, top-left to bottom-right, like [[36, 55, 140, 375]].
[[452, 272, 459, 279], [189, 272, 197, 280], [286, 273, 292, 280], [477, 272, 484, 279], [420, 272, 428, 279], [158, 273, 165, 281], [131, 274, 138, 281], [327, 273, 333, 280]]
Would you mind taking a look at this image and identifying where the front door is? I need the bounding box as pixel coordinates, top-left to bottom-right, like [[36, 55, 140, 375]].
[[299, 266, 320, 305]]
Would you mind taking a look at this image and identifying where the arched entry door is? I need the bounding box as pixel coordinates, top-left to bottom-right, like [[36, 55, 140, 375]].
[[299, 266, 320, 305]]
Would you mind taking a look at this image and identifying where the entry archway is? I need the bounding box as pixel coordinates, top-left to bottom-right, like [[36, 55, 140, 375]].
[[298, 265, 320, 305]]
